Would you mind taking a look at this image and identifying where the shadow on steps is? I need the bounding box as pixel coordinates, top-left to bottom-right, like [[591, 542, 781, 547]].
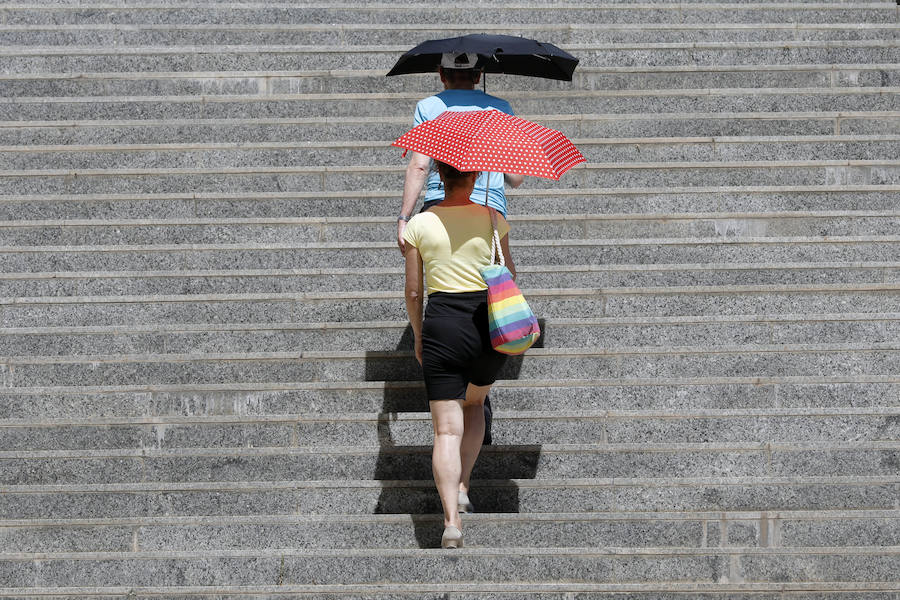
[[366, 324, 543, 548]]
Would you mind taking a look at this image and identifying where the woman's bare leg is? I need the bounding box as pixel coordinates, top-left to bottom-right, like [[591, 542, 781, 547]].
[[429, 398, 464, 529], [459, 383, 491, 494]]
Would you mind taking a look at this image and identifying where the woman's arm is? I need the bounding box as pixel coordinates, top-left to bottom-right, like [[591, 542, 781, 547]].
[[404, 246, 425, 364]]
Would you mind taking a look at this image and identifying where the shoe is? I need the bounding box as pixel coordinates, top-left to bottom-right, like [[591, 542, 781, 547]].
[[458, 490, 474, 514], [482, 396, 492, 445], [441, 526, 463, 549]]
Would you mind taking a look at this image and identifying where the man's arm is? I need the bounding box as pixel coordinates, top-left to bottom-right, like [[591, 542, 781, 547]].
[[499, 99, 524, 190], [398, 151, 431, 252]]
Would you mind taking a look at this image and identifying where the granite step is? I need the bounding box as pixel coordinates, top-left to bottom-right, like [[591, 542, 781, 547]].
[[1, 441, 898, 485], [0, 547, 898, 588], [0, 583, 898, 600], [6, 3, 897, 26], [2, 376, 895, 418], [4, 89, 898, 121], [1, 407, 897, 450], [1, 313, 897, 355], [3, 23, 897, 48], [3, 136, 899, 171], [0, 343, 897, 387], [2, 510, 898, 552], [4, 41, 899, 73], [9, 64, 898, 99], [2, 160, 898, 195], [2, 236, 897, 272], [2, 473, 897, 519], [11, 0, 886, 4], [323, 0, 899, 3], [4, 112, 898, 146], [287, 64, 900, 95], [2, 211, 897, 245], [3, 285, 898, 326], [1, 187, 896, 220], [1, 262, 894, 297]]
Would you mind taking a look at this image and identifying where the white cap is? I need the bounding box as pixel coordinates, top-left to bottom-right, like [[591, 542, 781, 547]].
[[440, 52, 478, 70]]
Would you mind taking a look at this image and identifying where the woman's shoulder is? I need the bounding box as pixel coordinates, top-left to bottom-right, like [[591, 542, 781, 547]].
[[408, 210, 441, 227], [406, 210, 444, 236]]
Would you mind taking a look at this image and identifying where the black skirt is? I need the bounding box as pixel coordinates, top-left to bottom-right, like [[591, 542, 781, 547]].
[[421, 290, 508, 401]]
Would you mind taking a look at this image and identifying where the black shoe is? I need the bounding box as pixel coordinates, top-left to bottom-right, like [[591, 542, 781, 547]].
[[458, 490, 474, 513], [483, 395, 492, 445]]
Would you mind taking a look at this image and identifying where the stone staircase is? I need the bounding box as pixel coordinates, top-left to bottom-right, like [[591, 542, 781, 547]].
[[1, 0, 899, 595]]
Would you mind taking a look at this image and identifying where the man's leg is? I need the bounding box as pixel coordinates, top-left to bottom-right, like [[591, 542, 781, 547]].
[[482, 396, 492, 445]]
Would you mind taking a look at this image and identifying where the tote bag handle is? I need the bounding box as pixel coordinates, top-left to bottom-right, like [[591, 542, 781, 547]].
[[487, 206, 506, 268]]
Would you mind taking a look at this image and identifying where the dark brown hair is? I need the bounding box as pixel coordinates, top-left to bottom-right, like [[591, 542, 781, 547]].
[[435, 160, 467, 180], [439, 67, 479, 86], [435, 161, 476, 191]]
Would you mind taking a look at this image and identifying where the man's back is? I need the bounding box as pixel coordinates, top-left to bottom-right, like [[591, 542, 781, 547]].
[[415, 89, 515, 215], [415, 89, 514, 125]]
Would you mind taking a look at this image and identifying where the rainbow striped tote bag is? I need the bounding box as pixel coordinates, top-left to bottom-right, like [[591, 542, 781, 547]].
[[480, 208, 540, 355]]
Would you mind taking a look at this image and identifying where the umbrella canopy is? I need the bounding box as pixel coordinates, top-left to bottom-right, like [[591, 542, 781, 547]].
[[392, 109, 585, 180], [386, 34, 579, 81]]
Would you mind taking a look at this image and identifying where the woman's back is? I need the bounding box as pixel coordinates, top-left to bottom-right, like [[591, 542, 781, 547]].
[[403, 203, 510, 294]]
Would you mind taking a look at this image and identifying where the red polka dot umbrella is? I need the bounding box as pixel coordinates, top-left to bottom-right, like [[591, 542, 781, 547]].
[[392, 109, 585, 180]]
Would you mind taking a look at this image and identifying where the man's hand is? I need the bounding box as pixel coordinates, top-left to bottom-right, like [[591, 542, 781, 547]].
[[397, 219, 408, 253]]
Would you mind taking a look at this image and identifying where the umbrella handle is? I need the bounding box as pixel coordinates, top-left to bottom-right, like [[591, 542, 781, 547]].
[[484, 170, 505, 267]]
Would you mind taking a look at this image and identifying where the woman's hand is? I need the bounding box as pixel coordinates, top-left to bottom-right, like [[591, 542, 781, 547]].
[[415, 336, 423, 366]]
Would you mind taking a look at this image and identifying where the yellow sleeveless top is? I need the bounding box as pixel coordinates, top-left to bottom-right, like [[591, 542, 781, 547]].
[[402, 204, 510, 293]]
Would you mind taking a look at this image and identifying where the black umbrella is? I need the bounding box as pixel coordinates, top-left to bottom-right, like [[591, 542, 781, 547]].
[[386, 33, 579, 81]]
